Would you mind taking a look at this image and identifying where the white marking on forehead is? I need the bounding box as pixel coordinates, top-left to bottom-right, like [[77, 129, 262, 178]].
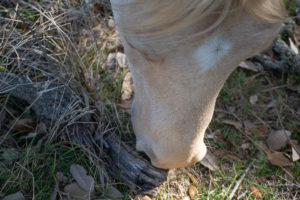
[[194, 35, 231, 71]]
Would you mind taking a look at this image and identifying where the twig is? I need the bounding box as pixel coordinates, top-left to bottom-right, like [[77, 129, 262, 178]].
[[214, 109, 242, 122], [260, 84, 288, 93], [226, 161, 254, 200]]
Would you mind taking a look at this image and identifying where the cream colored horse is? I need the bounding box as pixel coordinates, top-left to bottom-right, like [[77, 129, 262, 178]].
[[110, 0, 286, 169]]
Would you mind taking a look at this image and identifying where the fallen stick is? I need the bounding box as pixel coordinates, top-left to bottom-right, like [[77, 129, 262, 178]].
[[226, 161, 254, 200], [0, 72, 168, 193], [252, 38, 300, 74]]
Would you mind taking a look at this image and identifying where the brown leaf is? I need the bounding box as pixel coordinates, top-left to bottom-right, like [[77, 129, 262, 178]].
[[257, 125, 269, 135], [206, 129, 221, 140], [56, 172, 68, 184], [121, 72, 134, 101], [134, 195, 151, 200], [64, 183, 92, 199], [213, 149, 226, 157], [292, 147, 300, 162], [238, 61, 259, 72], [117, 99, 132, 109], [267, 130, 291, 150], [223, 120, 242, 131], [187, 173, 198, 184], [188, 186, 198, 200], [250, 186, 263, 200], [3, 192, 24, 200], [116, 52, 128, 68], [106, 185, 124, 199], [70, 164, 95, 192], [265, 150, 293, 167], [289, 38, 299, 54], [241, 142, 251, 150], [200, 150, 220, 170], [12, 118, 35, 132], [181, 197, 190, 200]]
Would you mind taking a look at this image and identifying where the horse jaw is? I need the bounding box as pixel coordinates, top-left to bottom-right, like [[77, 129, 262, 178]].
[[111, 2, 282, 169]]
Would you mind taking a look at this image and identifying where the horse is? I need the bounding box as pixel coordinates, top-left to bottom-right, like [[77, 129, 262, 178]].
[[110, 0, 286, 169]]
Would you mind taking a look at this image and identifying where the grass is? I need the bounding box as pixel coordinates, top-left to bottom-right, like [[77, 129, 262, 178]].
[[0, 0, 300, 199]]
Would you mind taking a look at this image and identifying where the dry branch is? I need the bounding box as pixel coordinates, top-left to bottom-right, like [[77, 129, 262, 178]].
[[0, 72, 167, 193], [252, 38, 300, 74]]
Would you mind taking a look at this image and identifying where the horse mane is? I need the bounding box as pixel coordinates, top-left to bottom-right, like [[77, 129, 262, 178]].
[[111, 0, 286, 37], [241, 0, 286, 23]]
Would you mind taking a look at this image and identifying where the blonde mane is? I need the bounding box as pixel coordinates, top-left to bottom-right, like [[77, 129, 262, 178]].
[[111, 0, 286, 38]]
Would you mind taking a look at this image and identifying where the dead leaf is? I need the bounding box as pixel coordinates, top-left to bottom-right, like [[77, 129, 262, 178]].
[[213, 149, 226, 157], [117, 99, 132, 109], [12, 118, 35, 132], [116, 52, 128, 68], [134, 195, 151, 200], [206, 129, 221, 140], [107, 53, 117, 68], [121, 72, 133, 101], [106, 185, 124, 199], [265, 150, 293, 167], [241, 143, 251, 150], [56, 172, 68, 184], [250, 186, 263, 200], [64, 183, 92, 199], [289, 38, 299, 54], [70, 164, 95, 192], [188, 186, 198, 200], [181, 197, 190, 200], [3, 192, 25, 200], [249, 94, 258, 105], [257, 125, 269, 135], [223, 120, 242, 131], [292, 147, 300, 162], [267, 130, 291, 150], [200, 150, 220, 170], [108, 18, 115, 28], [187, 173, 198, 184], [238, 61, 259, 72], [266, 100, 276, 108]]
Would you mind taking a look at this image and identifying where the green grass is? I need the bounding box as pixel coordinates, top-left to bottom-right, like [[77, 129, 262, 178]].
[[1, 141, 92, 199], [152, 67, 300, 199], [284, 0, 299, 16]]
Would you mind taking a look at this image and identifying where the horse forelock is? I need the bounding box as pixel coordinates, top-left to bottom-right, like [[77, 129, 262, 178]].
[[111, 0, 286, 38]]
